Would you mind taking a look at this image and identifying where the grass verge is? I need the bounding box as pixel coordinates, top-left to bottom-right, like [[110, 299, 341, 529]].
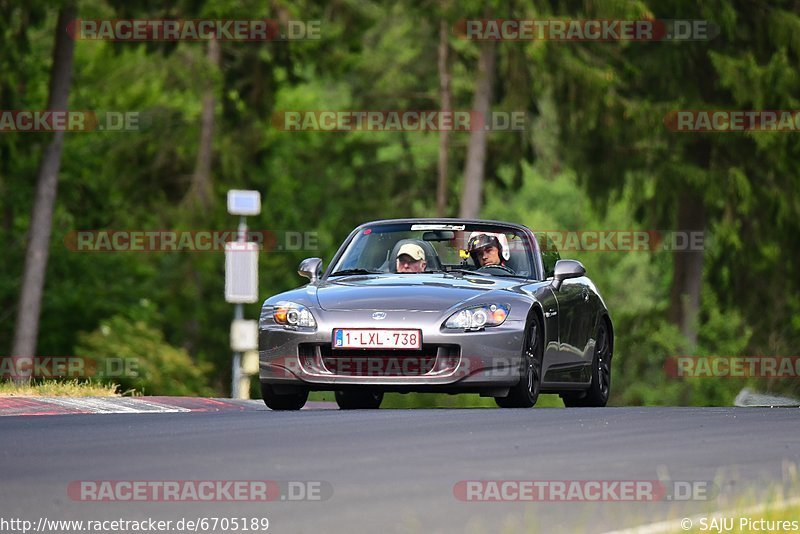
[[0, 379, 120, 397]]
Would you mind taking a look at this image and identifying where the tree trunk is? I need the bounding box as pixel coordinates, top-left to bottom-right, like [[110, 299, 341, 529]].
[[667, 190, 706, 349], [184, 37, 220, 209], [11, 4, 77, 377], [459, 40, 495, 218], [181, 38, 220, 358], [436, 20, 451, 217]]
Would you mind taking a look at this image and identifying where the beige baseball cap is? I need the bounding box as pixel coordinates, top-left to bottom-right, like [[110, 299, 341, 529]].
[[397, 243, 425, 261]]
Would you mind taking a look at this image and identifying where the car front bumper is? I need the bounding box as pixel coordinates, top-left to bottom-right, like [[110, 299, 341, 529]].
[[259, 310, 526, 391]]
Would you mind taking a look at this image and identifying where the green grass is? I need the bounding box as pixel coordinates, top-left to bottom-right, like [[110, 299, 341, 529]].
[[680, 486, 800, 534], [681, 503, 800, 533], [0, 379, 121, 397]]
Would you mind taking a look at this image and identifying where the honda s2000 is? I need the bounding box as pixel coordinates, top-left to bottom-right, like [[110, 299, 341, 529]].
[[258, 219, 613, 410]]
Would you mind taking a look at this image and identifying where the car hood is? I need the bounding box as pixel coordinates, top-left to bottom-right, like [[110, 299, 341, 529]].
[[314, 273, 523, 311]]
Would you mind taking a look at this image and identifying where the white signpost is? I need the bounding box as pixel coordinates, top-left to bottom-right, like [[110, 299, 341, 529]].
[[224, 242, 259, 304], [225, 190, 261, 399]]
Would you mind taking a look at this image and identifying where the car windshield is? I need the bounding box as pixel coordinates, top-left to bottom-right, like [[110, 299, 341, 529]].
[[330, 222, 535, 278]]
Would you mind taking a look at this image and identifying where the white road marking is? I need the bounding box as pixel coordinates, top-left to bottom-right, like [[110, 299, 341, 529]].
[[36, 397, 191, 414]]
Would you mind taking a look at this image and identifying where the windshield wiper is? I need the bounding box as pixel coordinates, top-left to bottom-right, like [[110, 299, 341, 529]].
[[442, 268, 490, 277], [329, 268, 383, 276]]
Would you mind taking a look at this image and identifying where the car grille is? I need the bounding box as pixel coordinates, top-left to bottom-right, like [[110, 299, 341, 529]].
[[299, 344, 459, 377]]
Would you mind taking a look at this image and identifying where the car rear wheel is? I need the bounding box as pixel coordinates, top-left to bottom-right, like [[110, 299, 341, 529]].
[[495, 317, 543, 408], [335, 390, 384, 410], [562, 321, 611, 407], [260, 382, 308, 411]]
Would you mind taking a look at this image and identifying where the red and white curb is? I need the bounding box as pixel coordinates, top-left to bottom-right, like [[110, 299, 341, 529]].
[[0, 397, 335, 416]]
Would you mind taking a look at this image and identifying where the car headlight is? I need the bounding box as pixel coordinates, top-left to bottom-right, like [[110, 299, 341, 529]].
[[268, 301, 317, 329], [444, 304, 509, 330]]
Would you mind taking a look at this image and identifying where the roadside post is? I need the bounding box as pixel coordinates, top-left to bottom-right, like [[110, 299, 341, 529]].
[[225, 190, 261, 398]]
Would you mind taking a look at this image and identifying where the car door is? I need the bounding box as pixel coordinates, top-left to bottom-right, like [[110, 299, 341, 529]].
[[574, 279, 600, 365], [555, 278, 587, 366], [536, 234, 585, 381], [572, 279, 595, 366]]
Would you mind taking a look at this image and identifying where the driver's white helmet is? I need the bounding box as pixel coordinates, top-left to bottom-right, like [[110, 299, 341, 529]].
[[467, 231, 510, 261]]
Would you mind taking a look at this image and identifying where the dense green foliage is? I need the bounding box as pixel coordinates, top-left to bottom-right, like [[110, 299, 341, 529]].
[[75, 299, 214, 396], [3, 0, 798, 403]]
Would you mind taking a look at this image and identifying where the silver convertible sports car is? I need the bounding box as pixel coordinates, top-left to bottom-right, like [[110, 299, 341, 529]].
[[258, 219, 613, 410]]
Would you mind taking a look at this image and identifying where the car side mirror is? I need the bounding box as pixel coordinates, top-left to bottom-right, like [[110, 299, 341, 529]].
[[551, 259, 586, 290], [298, 257, 323, 283]]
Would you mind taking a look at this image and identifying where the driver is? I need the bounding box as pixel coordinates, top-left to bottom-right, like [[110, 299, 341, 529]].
[[396, 243, 427, 273], [467, 232, 512, 269]]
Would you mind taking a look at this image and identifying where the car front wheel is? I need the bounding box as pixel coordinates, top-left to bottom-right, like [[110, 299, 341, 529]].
[[495, 317, 543, 408], [261, 382, 309, 411]]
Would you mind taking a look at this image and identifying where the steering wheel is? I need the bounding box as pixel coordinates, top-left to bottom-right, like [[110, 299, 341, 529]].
[[476, 264, 516, 275]]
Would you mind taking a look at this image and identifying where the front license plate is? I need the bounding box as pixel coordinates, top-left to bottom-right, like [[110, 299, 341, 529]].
[[333, 329, 422, 350]]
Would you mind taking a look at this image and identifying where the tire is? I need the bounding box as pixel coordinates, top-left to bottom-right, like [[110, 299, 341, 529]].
[[562, 321, 612, 407], [495, 316, 543, 408], [335, 390, 384, 410], [261, 382, 308, 411]]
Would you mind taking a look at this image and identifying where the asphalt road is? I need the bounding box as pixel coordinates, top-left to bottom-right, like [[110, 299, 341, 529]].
[[1, 407, 799, 534]]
